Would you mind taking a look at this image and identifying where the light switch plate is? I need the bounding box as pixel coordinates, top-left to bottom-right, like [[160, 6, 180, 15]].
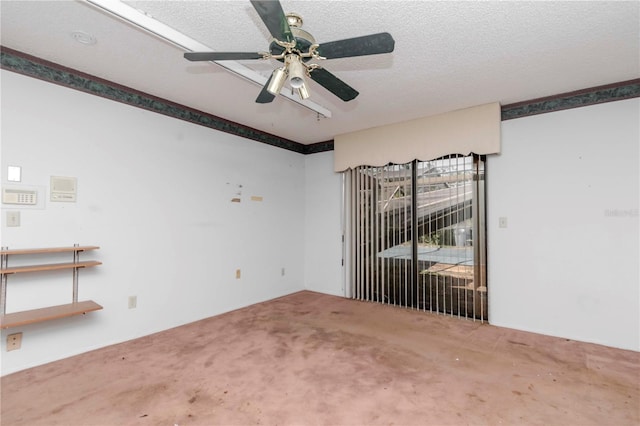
[[6, 211, 20, 227]]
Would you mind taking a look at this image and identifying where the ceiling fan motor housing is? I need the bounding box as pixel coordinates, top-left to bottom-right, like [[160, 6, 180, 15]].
[[270, 14, 316, 62]]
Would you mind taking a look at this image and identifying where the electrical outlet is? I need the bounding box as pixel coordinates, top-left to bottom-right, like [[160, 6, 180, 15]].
[[7, 332, 22, 351], [128, 295, 137, 309]]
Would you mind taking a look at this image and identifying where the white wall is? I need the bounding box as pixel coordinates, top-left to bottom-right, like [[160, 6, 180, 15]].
[[304, 151, 344, 296], [1, 71, 306, 375], [487, 98, 639, 351]]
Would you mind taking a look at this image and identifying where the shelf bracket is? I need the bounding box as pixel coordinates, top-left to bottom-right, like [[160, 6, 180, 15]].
[[72, 243, 79, 303], [1, 247, 7, 315]]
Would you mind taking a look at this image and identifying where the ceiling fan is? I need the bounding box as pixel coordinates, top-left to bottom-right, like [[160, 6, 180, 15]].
[[184, 0, 395, 104]]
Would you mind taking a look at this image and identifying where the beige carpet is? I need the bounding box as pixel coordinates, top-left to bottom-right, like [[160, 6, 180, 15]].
[[1, 290, 638, 425]]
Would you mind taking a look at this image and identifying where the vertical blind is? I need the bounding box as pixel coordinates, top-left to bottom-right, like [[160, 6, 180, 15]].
[[345, 155, 487, 321]]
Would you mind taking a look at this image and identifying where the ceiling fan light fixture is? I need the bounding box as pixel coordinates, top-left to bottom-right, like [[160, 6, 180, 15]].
[[287, 55, 306, 89], [290, 75, 305, 89], [297, 82, 310, 100], [267, 67, 287, 95]]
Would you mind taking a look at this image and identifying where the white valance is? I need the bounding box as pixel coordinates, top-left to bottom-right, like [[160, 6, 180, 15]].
[[334, 102, 501, 171]]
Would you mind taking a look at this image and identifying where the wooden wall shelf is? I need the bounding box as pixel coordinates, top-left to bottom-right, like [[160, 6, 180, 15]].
[[1, 245, 102, 329], [2, 261, 102, 275], [0, 246, 100, 256], [1, 301, 102, 329]]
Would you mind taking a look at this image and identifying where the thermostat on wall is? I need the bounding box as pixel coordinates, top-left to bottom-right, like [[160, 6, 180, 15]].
[[50, 176, 77, 202]]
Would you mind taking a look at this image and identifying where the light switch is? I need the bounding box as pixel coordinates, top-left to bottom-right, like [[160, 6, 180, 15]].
[[499, 217, 508, 228], [7, 211, 20, 227]]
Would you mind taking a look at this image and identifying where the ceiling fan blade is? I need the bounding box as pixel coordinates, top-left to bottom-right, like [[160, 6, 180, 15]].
[[184, 52, 263, 61], [309, 67, 359, 102], [250, 0, 293, 43], [317, 32, 395, 59], [255, 75, 276, 104]]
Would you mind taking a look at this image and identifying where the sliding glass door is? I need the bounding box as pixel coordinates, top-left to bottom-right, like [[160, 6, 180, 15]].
[[345, 155, 487, 321]]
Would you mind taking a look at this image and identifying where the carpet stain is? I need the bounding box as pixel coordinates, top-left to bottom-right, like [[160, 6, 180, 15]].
[[112, 382, 169, 407]]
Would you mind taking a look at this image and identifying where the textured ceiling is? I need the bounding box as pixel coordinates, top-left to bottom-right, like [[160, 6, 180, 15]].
[[1, 1, 638, 144]]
